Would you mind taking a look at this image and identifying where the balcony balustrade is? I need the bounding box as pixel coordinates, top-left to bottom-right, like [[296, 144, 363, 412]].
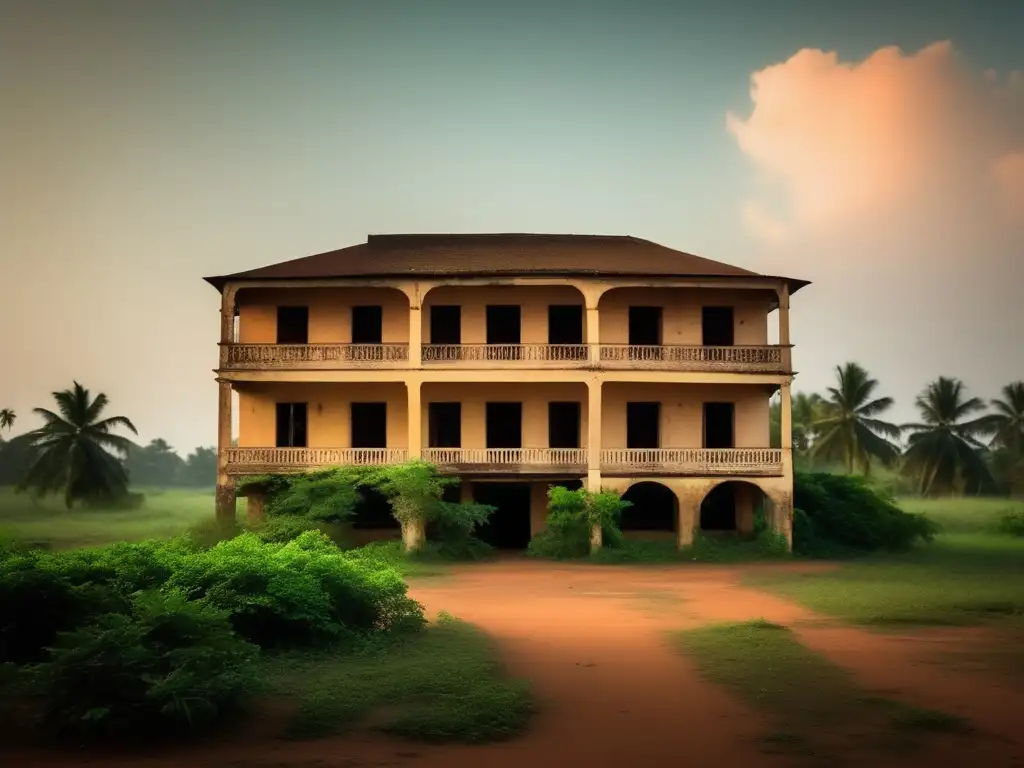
[[221, 342, 787, 373], [224, 447, 407, 474], [599, 448, 784, 476]]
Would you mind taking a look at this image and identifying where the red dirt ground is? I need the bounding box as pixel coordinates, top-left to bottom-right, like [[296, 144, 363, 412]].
[[5, 559, 1023, 768]]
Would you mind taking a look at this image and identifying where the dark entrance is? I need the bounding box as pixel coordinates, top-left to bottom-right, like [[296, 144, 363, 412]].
[[351, 305, 383, 344], [700, 483, 737, 531], [701, 306, 735, 346], [486, 402, 522, 448], [486, 305, 521, 360], [548, 402, 581, 448], [352, 486, 399, 530], [428, 402, 462, 448], [548, 305, 584, 344], [703, 402, 735, 449], [275, 403, 307, 447], [473, 482, 532, 549], [620, 482, 676, 532], [277, 306, 308, 344], [350, 403, 387, 448], [626, 402, 660, 448], [628, 306, 662, 345], [430, 306, 461, 344]]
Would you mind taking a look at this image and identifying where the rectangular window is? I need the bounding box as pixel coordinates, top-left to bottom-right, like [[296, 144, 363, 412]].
[[548, 402, 582, 448], [351, 305, 383, 344], [275, 403, 308, 447], [702, 307, 735, 346], [485, 402, 523, 448], [276, 306, 309, 344], [626, 402, 660, 449], [351, 403, 387, 448], [428, 402, 462, 448]]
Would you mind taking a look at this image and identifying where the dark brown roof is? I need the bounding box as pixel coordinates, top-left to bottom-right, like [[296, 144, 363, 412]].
[[204, 234, 809, 293]]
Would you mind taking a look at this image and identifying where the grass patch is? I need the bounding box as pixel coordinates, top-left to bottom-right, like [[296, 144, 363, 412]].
[[750, 497, 1024, 627], [589, 533, 789, 565], [0, 487, 234, 549], [262, 613, 534, 743], [674, 620, 968, 760]]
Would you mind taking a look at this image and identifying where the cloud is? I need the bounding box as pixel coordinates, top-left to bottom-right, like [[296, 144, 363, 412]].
[[727, 41, 1024, 240]]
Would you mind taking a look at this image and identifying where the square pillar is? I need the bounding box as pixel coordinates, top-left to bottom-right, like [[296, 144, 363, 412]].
[[780, 381, 793, 450], [676, 487, 700, 548], [530, 482, 549, 538], [409, 306, 422, 367], [586, 380, 602, 549], [215, 379, 236, 522], [778, 283, 791, 371], [586, 306, 600, 364], [407, 380, 422, 460]]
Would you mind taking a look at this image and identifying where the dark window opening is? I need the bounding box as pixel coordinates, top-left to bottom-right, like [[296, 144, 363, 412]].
[[548, 402, 581, 448], [628, 306, 662, 345], [486, 402, 522, 448], [351, 305, 383, 344], [428, 402, 462, 448], [703, 402, 735, 449], [429, 305, 462, 344], [626, 402, 660, 449], [702, 306, 735, 346], [486, 305, 521, 360], [277, 306, 309, 344], [275, 403, 307, 448], [352, 486, 399, 530], [351, 402, 387, 448], [700, 483, 737, 531], [621, 482, 676, 531], [473, 482, 532, 549], [548, 305, 586, 360]]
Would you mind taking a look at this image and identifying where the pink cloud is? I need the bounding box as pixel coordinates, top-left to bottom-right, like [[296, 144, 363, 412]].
[[728, 41, 1024, 238]]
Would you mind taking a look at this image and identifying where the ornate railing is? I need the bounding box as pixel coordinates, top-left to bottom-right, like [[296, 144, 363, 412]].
[[225, 447, 407, 474], [223, 344, 409, 369], [600, 448, 784, 476], [421, 344, 589, 364], [598, 345, 786, 372], [423, 447, 588, 471]]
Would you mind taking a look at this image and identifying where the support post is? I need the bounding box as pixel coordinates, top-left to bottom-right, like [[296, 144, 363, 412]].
[[586, 379, 603, 549], [780, 381, 792, 450], [407, 380, 422, 460], [408, 305, 422, 367], [586, 306, 600, 365], [778, 282, 791, 372], [676, 485, 701, 549], [215, 378, 236, 522]]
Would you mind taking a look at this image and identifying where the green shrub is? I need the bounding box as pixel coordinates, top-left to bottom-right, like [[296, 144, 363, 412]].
[[165, 531, 425, 648], [527, 486, 630, 559], [427, 500, 496, 560], [265, 468, 362, 523], [793, 472, 937, 556], [996, 508, 1024, 537], [30, 590, 257, 741]]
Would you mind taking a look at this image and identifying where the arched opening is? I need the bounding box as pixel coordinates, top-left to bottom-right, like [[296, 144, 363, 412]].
[[699, 481, 769, 535], [620, 482, 677, 538], [352, 486, 399, 531]]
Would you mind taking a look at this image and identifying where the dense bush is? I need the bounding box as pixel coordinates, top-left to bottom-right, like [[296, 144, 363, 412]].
[[793, 472, 937, 556], [995, 508, 1024, 537], [527, 486, 630, 559], [165, 531, 424, 648], [30, 590, 257, 741]]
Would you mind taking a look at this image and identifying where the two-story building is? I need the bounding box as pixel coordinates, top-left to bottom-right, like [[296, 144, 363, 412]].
[[205, 233, 807, 549]]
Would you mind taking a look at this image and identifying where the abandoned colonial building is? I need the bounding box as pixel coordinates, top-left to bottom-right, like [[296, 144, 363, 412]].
[[205, 234, 807, 549]]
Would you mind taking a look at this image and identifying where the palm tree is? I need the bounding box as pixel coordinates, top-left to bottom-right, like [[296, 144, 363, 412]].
[[18, 382, 138, 508], [981, 381, 1024, 455], [901, 377, 993, 496], [0, 409, 15, 432], [811, 362, 902, 474], [792, 392, 828, 454]]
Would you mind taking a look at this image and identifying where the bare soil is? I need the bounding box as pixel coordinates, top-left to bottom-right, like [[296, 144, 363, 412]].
[[5, 558, 1023, 768]]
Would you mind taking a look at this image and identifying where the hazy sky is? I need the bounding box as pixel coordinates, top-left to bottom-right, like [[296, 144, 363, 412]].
[[2, 0, 1022, 454]]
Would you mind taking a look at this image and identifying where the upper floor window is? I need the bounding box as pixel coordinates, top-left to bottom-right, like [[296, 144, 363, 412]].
[[701, 306, 734, 346], [277, 306, 308, 344], [351, 305, 383, 344], [275, 402, 307, 447]]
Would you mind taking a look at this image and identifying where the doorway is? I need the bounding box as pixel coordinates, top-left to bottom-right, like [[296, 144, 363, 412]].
[[700, 483, 737, 531], [276, 306, 308, 344], [275, 403, 307, 447], [626, 402, 660, 449], [473, 482, 532, 549], [486, 402, 522, 448], [548, 305, 585, 359], [702, 306, 734, 346], [351, 403, 387, 448], [351, 305, 383, 344], [703, 402, 735, 449], [548, 402, 581, 448], [486, 305, 521, 360], [428, 402, 462, 448]]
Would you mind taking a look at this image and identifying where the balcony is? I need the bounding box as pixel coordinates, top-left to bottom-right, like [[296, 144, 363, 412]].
[[600, 449, 784, 476], [598, 345, 786, 372], [225, 447, 408, 474], [222, 343, 408, 369], [423, 447, 588, 474], [221, 342, 787, 373]]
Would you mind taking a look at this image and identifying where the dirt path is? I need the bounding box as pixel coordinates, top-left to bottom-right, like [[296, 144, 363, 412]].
[[7, 559, 1023, 767]]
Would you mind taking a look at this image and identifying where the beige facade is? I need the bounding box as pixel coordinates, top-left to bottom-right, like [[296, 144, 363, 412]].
[[209, 235, 802, 551]]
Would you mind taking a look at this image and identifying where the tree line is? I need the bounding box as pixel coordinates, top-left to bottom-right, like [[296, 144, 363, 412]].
[[770, 363, 1024, 497], [0, 385, 216, 504]]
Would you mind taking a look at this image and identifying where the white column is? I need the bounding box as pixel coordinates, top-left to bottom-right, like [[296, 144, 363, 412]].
[[407, 380, 422, 460], [409, 306, 422, 367], [780, 381, 793, 450], [586, 306, 600, 365]]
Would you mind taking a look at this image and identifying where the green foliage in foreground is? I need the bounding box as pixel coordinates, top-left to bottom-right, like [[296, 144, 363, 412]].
[[265, 613, 534, 743], [675, 620, 969, 760], [526, 486, 631, 559], [996, 508, 1024, 537]]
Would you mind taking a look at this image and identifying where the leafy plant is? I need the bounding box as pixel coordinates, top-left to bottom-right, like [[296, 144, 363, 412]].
[[30, 590, 258, 741], [995, 508, 1024, 537], [527, 486, 631, 559]]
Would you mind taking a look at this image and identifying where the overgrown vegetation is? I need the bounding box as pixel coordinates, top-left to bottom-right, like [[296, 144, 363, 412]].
[[675, 620, 970, 761], [526, 485, 631, 558]]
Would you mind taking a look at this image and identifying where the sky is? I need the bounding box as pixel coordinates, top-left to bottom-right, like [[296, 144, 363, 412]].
[[1, 0, 1022, 455]]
